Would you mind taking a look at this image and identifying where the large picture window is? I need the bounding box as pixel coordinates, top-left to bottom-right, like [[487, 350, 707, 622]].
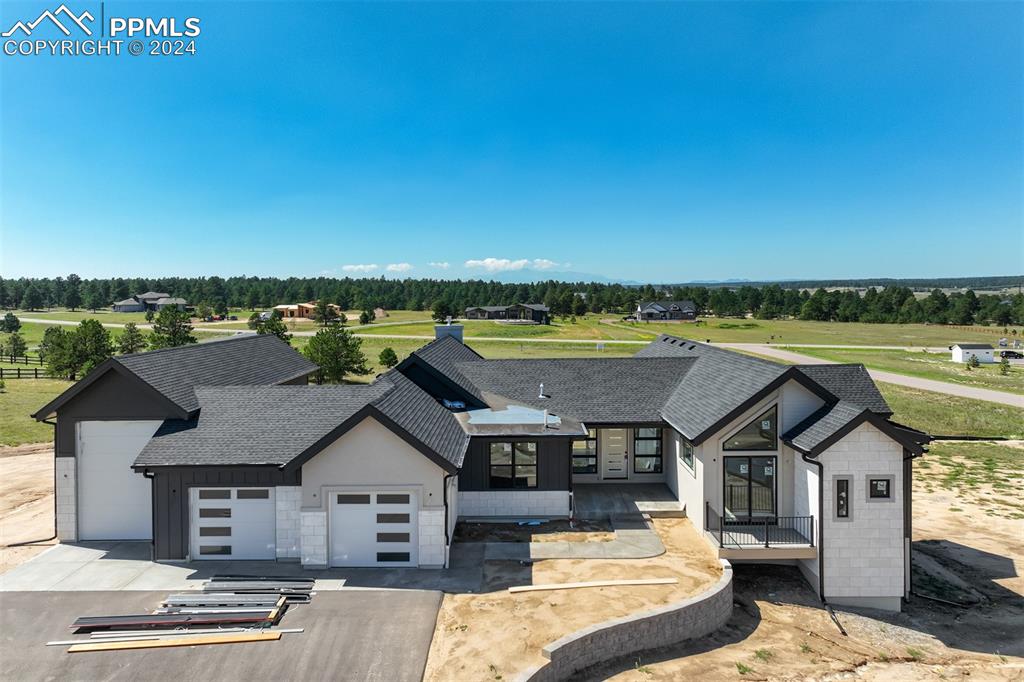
[[489, 442, 538, 489], [572, 429, 597, 474], [723, 406, 777, 451], [633, 427, 663, 474]]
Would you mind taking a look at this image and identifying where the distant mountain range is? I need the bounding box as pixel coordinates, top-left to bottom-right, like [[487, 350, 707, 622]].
[[487, 269, 642, 285]]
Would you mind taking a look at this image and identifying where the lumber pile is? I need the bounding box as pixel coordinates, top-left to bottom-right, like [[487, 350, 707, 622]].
[[49, 575, 315, 652]]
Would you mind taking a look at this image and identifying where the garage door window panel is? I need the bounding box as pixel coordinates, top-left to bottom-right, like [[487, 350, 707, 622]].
[[199, 489, 230, 500], [377, 513, 410, 523], [199, 545, 232, 555], [236, 489, 270, 500], [199, 526, 231, 537], [199, 508, 231, 518]]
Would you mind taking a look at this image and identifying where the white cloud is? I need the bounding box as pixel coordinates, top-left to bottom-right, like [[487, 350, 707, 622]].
[[428, 261, 450, 269], [386, 262, 413, 273], [341, 264, 379, 273], [464, 258, 563, 272]]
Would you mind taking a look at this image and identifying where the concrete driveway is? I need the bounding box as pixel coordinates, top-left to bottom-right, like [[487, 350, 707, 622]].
[[0, 589, 441, 682]]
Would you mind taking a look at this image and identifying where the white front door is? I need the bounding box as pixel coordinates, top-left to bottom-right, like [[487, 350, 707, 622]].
[[600, 428, 629, 480], [190, 487, 277, 560], [78, 420, 162, 540], [330, 491, 417, 567]]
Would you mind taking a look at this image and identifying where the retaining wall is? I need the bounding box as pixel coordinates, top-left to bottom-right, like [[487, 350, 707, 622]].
[[516, 559, 733, 682]]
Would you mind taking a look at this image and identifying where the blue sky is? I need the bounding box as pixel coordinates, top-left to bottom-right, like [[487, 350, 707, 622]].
[[1, 1, 1021, 282]]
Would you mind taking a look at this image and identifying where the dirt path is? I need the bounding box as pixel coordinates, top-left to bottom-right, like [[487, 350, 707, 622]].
[[0, 446, 56, 574], [424, 518, 721, 682], [732, 344, 1024, 407]]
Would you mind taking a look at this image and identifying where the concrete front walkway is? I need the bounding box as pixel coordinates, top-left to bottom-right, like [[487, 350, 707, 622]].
[[574, 483, 684, 519], [483, 514, 665, 561], [0, 541, 485, 593]]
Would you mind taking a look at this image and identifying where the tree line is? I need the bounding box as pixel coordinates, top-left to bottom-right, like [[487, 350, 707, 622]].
[[2, 275, 1022, 327]]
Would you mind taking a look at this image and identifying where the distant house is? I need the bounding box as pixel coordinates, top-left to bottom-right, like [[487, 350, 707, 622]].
[[636, 300, 697, 321], [464, 303, 550, 324], [274, 302, 343, 319], [950, 343, 995, 364], [112, 292, 187, 313]]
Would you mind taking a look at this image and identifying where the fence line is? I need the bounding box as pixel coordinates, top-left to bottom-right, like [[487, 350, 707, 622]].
[[0, 367, 59, 380]]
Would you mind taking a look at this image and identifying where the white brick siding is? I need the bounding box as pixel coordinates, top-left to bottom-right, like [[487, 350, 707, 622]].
[[820, 423, 904, 603], [300, 510, 328, 567], [275, 486, 301, 560], [457, 490, 570, 518], [418, 509, 446, 567], [55, 457, 77, 541]]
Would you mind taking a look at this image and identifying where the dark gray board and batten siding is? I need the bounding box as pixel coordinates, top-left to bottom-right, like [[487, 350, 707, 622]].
[[150, 467, 301, 561], [458, 437, 572, 491]]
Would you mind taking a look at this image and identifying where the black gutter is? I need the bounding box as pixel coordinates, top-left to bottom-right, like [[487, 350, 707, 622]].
[[143, 469, 156, 561], [800, 452, 826, 603], [9, 418, 59, 547]]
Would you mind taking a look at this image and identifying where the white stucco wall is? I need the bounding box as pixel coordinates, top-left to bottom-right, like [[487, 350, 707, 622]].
[[458, 490, 570, 518], [55, 457, 77, 542], [668, 429, 703, 527], [780, 380, 826, 431], [819, 422, 905, 610], [795, 454, 821, 590], [301, 416, 446, 510]]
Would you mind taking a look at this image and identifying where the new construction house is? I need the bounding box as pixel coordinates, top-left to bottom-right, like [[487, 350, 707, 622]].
[[33, 328, 928, 612]]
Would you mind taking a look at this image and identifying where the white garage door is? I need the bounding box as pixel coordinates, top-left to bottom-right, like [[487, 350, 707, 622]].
[[330, 491, 417, 567], [190, 488, 277, 560], [78, 420, 162, 540]]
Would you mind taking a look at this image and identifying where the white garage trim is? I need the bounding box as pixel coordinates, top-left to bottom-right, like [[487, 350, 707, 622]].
[[77, 420, 162, 540], [329, 488, 419, 567], [190, 487, 277, 560]]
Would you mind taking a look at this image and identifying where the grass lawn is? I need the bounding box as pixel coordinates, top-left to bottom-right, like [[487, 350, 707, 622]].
[[622, 317, 1022, 346], [0, 379, 71, 446], [353, 316, 658, 342], [878, 383, 1024, 439], [792, 347, 1024, 396]]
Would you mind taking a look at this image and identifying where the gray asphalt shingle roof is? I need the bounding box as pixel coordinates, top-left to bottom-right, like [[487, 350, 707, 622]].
[[782, 401, 867, 454], [408, 335, 485, 401], [117, 334, 319, 414], [134, 373, 468, 470], [455, 357, 697, 424], [794, 364, 891, 415]]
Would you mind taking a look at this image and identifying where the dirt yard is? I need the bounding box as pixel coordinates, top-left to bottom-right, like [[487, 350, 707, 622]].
[[0, 445, 56, 574], [424, 518, 722, 682]]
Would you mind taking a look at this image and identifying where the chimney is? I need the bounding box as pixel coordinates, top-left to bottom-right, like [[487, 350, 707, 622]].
[[434, 321, 464, 343]]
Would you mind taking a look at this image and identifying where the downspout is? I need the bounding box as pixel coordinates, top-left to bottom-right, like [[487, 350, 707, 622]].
[[800, 452, 826, 602], [10, 418, 59, 547], [442, 473, 453, 546], [143, 469, 156, 561], [902, 449, 925, 601]]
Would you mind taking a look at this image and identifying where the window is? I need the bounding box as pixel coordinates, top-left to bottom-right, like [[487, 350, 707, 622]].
[[377, 552, 411, 562], [680, 439, 695, 471], [199, 508, 231, 518], [572, 429, 597, 474], [377, 493, 410, 504], [869, 478, 891, 499], [236, 489, 269, 499], [377, 532, 410, 543], [198, 489, 230, 500], [634, 428, 663, 474], [489, 441, 538, 488], [337, 494, 371, 504], [199, 545, 231, 555], [377, 513, 410, 523], [723, 406, 777, 451], [199, 527, 231, 537], [836, 479, 850, 518]]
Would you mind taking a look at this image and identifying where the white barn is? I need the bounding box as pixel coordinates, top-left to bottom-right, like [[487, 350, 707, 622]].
[[951, 343, 995, 364]]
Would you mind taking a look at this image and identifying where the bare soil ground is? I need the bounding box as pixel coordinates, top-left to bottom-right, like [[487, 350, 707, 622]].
[[424, 518, 722, 682], [453, 519, 615, 543], [0, 445, 56, 574]]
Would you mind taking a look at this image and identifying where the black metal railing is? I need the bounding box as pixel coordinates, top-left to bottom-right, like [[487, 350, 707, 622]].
[[705, 502, 814, 548]]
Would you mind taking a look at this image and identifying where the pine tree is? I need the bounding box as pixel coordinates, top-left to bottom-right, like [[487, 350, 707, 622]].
[[303, 325, 370, 383], [64, 273, 82, 311], [20, 284, 43, 311], [5, 332, 27, 361], [117, 322, 146, 354], [75, 319, 114, 373], [379, 347, 399, 368], [148, 307, 197, 349]]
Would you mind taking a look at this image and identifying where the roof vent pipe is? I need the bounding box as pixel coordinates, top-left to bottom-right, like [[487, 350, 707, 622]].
[[538, 382, 546, 399]]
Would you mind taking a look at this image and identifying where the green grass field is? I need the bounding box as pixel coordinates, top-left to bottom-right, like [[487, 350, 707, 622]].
[[0, 379, 70, 446], [793, 347, 1024, 396], [878, 383, 1024, 439], [354, 316, 658, 341]]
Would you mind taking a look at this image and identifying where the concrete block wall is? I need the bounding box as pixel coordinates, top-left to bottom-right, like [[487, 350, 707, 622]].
[[458, 491, 570, 518], [55, 457, 77, 541], [418, 508, 446, 567], [821, 423, 904, 606], [275, 486, 302, 560], [516, 560, 733, 682], [300, 510, 327, 567]]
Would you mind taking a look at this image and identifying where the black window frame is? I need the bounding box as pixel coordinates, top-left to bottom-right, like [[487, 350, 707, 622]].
[[836, 478, 850, 518], [572, 429, 598, 475], [680, 438, 695, 472], [722, 405, 778, 451], [489, 441, 538, 489], [633, 427, 663, 474], [868, 478, 891, 499]]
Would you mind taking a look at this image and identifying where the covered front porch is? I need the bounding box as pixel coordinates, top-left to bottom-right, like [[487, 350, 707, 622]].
[[572, 483, 684, 520]]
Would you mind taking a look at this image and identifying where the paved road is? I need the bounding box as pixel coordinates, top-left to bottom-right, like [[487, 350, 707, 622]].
[[0, 590, 441, 682], [733, 344, 1024, 408]]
